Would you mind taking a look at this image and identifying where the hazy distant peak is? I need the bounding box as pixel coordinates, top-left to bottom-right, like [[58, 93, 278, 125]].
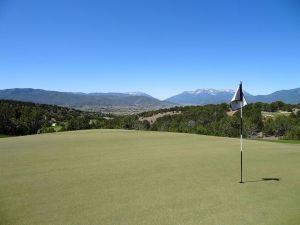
[[185, 88, 235, 95], [166, 88, 246, 105], [125, 92, 153, 98]]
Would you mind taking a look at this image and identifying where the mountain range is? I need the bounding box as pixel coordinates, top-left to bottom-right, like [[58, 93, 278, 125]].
[[166, 88, 300, 105], [166, 89, 236, 105], [0, 89, 173, 107], [0, 87, 300, 108]]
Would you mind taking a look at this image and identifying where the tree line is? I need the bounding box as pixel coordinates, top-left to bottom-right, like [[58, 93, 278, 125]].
[[0, 100, 299, 140]]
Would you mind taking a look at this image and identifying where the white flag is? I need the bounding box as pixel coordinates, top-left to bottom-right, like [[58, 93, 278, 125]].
[[230, 83, 247, 111]]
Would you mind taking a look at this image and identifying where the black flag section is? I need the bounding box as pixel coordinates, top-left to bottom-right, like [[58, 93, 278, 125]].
[[230, 82, 247, 111]]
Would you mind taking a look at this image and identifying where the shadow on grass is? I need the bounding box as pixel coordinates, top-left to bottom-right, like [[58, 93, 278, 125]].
[[244, 178, 280, 183]]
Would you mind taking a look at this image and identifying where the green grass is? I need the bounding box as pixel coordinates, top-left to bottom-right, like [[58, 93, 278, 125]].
[[0, 130, 299, 225], [252, 138, 300, 144], [0, 134, 9, 138]]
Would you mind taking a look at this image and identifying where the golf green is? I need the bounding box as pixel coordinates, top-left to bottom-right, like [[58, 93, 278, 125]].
[[0, 130, 299, 225]]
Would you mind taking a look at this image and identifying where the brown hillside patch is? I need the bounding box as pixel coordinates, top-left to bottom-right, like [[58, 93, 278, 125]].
[[139, 111, 181, 124]]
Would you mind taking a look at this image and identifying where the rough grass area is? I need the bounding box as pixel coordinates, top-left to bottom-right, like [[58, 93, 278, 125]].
[[0, 130, 299, 225], [252, 138, 300, 144]]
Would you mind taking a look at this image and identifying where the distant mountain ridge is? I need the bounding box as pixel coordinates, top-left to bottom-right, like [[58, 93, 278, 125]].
[[0, 88, 173, 107], [87, 91, 153, 98], [0, 87, 300, 108], [166, 88, 300, 105], [246, 88, 300, 104], [166, 89, 236, 105]]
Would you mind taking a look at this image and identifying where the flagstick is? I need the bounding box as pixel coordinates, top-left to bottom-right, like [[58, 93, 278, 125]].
[[231, 81, 246, 184], [240, 97, 243, 183]]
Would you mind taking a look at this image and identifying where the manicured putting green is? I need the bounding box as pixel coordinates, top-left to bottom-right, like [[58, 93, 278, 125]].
[[0, 130, 299, 225]]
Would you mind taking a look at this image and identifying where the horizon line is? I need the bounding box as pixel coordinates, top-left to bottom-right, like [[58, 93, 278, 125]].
[[1, 86, 300, 101]]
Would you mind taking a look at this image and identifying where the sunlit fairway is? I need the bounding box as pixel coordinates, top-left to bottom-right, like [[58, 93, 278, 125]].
[[0, 130, 299, 225]]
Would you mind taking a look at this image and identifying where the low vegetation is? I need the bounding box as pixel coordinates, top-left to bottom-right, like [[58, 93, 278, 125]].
[[1, 100, 300, 140]]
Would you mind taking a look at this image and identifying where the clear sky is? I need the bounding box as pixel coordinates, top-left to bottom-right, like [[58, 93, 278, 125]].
[[0, 0, 300, 99]]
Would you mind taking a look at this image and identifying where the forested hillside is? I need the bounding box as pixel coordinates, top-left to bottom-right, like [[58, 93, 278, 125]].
[[140, 102, 300, 140], [0, 100, 106, 135], [1, 100, 300, 140]]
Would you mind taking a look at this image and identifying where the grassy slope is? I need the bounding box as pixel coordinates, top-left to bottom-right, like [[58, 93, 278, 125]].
[[0, 130, 299, 225]]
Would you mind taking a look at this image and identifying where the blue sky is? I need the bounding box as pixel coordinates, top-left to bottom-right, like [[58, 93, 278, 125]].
[[0, 0, 300, 99]]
